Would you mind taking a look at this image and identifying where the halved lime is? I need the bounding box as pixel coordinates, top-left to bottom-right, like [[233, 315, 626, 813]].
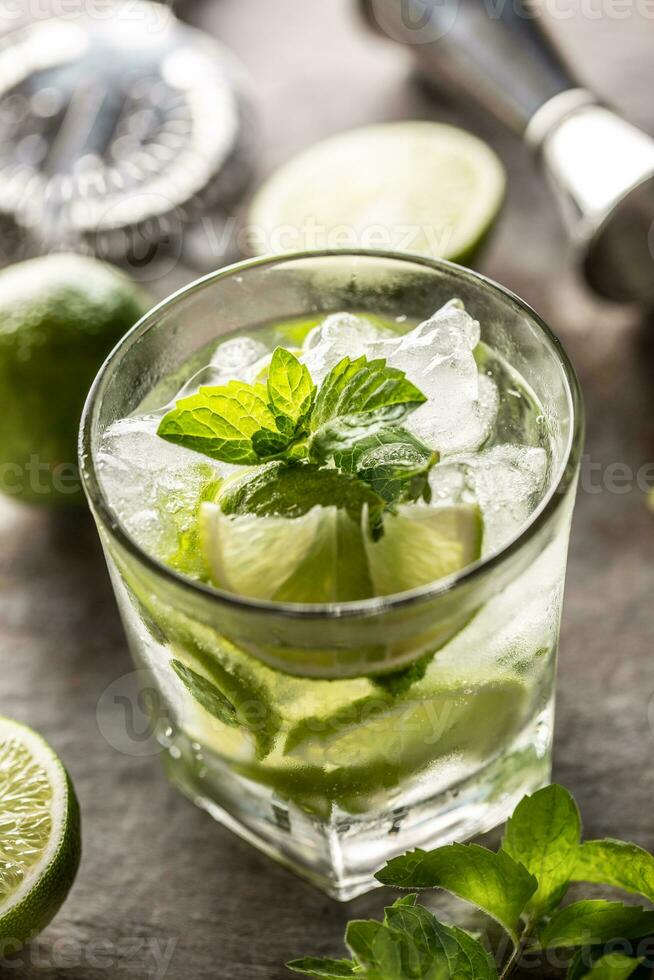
[[0, 718, 81, 954], [364, 503, 483, 596], [247, 121, 505, 263], [200, 502, 373, 603]]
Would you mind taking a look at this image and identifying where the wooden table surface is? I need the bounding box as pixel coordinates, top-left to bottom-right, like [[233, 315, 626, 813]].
[[3, 2, 654, 977]]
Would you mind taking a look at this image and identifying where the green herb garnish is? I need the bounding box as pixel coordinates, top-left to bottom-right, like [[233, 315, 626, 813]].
[[288, 785, 654, 980], [157, 347, 437, 512]]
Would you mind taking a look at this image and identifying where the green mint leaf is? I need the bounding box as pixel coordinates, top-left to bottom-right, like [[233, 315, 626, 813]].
[[538, 901, 654, 950], [251, 426, 293, 458], [171, 660, 238, 727], [309, 356, 427, 461], [384, 894, 418, 916], [345, 920, 402, 980], [158, 381, 290, 464], [573, 840, 654, 903], [218, 461, 385, 532], [286, 958, 359, 978], [371, 653, 433, 695], [568, 951, 643, 980], [382, 899, 499, 980], [502, 784, 582, 919], [333, 427, 439, 504], [376, 842, 537, 941], [176, 631, 280, 760], [267, 347, 315, 433]]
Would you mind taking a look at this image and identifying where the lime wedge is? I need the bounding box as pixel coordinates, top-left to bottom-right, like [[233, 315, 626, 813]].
[[247, 121, 505, 263], [280, 677, 527, 803], [200, 502, 373, 602], [283, 680, 524, 768], [364, 503, 482, 596], [0, 718, 81, 954]]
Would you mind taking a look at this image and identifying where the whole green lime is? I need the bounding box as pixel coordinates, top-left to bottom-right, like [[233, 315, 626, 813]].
[[0, 254, 151, 505]]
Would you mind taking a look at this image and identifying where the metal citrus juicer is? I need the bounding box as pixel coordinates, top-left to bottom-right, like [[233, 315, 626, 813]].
[[0, 0, 256, 280], [361, 0, 654, 304]]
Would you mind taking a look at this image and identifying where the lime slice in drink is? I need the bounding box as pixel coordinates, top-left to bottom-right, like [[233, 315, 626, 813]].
[[0, 718, 81, 954], [364, 503, 483, 596], [200, 502, 373, 603], [282, 677, 527, 795], [247, 121, 505, 263]]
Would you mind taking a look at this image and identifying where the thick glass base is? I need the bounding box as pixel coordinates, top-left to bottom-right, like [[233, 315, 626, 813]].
[[161, 708, 552, 901]]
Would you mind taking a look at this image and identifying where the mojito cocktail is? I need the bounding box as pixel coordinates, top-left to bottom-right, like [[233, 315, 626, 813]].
[[81, 252, 582, 899]]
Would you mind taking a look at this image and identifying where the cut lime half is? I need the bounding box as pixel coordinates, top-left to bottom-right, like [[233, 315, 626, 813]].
[[247, 121, 505, 263], [0, 718, 81, 954]]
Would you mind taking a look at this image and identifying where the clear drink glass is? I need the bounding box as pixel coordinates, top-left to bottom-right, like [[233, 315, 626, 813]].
[[80, 251, 583, 900]]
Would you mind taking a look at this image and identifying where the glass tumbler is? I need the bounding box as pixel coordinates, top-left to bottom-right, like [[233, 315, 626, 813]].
[[80, 251, 583, 900]]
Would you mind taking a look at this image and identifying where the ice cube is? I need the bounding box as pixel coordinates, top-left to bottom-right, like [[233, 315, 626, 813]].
[[386, 301, 495, 456], [427, 460, 470, 506], [210, 336, 268, 379], [465, 444, 549, 551], [301, 312, 384, 383], [393, 299, 480, 359], [96, 414, 228, 561], [166, 365, 224, 406]]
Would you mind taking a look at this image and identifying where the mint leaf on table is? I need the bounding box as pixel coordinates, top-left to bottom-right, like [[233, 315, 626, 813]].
[[218, 461, 386, 531], [309, 356, 427, 461], [171, 660, 238, 727], [376, 842, 537, 942], [267, 346, 315, 435], [158, 380, 290, 464], [344, 920, 402, 980], [289, 896, 499, 980], [568, 951, 643, 980], [502, 784, 582, 919], [333, 427, 439, 504], [382, 897, 499, 979], [537, 901, 654, 950], [572, 840, 654, 903], [286, 958, 359, 978]]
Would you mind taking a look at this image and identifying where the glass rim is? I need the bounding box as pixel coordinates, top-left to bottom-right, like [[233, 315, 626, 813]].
[[79, 248, 584, 622]]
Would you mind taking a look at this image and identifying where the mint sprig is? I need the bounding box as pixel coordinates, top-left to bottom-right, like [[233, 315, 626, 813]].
[[267, 346, 316, 435], [217, 461, 386, 536], [157, 347, 435, 510], [333, 427, 438, 505], [308, 356, 426, 461], [157, 379, 288, 465], [502, 782, 582, 920], [287, 785, 654, 980]]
